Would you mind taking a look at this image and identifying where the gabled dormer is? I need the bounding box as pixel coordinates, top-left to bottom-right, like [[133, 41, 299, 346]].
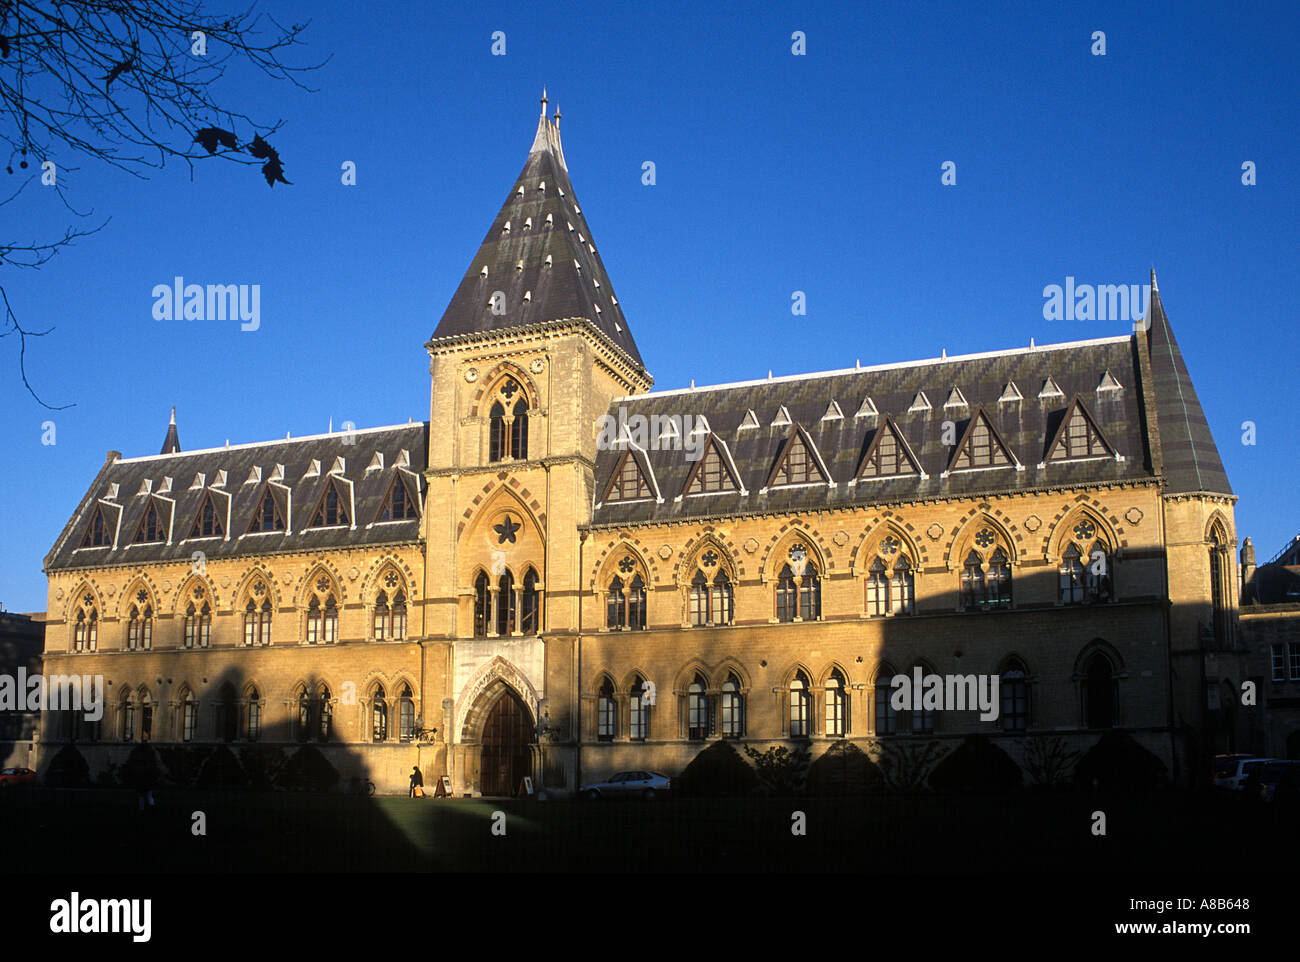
[[376, 471, 421, 522], [678, 435, 745, 499], [187, 490, 227, 539], [1043, 396, 1117, 464], [763, 425, 831, 491], [945, 406, 1021, 475], [247, 485, 288, 534], [853, 415, 925, 482], [307, 476, 352, 529], [598, 447, 660, 506]]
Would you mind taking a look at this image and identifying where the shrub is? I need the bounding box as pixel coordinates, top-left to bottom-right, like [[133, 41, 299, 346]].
[[807, 740, 885, 796], [44, 745, 90, 788], [927, 735, 1022, 793], [277, 746, 339, 793], [1074, 731, 1168, 792], [671, 740, 760, 798], [743, 744, 811, 796]]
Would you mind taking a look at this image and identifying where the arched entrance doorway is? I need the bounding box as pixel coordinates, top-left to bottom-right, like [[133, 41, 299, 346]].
[[480, 689, 534, 796]]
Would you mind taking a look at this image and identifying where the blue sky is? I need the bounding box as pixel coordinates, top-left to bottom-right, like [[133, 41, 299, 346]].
[[2, 0, 1297, 611]]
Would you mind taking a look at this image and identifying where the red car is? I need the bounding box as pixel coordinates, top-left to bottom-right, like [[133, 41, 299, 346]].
[[0, 767, 36, 789]]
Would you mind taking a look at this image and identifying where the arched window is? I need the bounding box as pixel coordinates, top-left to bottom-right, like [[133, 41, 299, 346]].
[[597, 677, 616, 741], [789, 671, 811, 738], [179, 692, 194, 743], [776, 565, 797, 622], [126, 603, 153, 651], [372, 686, 388, 743], [296, 687, 311, 743], [121, 695, 137, 742], [1001, 660, 1029, 732], [373, 590, 389, 639], [305, 576, 338, 644], [474, 572, 491, 638], [690, 566, 731, 626], [319, 685, 333, 742], [511, 398, 529, 461], [630, 676, 649, 741], [961, 528, 1013, 611], [489, 401, 507, 462], [244, 597, 272, 646], [497, 570, 516, 636], [1059, 543, 1085, 604], [712, 570, 733, 625], [398, 684, 415, 742], [487, 379, 529, 462], [960, 550, 985, 610], [825, 669, 848, 737], [720, 673, 744, 738], [892, 556, 915, 614], [1085, 542, 1112, 603], [689, 571, 708, 626], [687, 675, 710, 740], [246, 690, 262, 742], [606, 573, 646, 630], [799, 569, 821, 621], [135, 500, 165, 542], [72, 595, 98, 652], [1209, 523, 1230, 645], [521, 569, 540, 635], [875, 667, 898, 735], [909, 665, 934, 734], [217, 684, 238, 743], [1083, 652, 1116, 729], [866, 558, 889, 616]]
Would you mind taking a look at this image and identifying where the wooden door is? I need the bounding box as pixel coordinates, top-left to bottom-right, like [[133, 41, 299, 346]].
[[480, 691, 532, 796]]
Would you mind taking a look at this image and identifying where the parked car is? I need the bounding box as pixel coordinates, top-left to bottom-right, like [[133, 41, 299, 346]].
[[1257, 761, 1300, 804], [1212, 753, 1256, 788], [580, 771, 671, 800], [0, 767, 36, 789], [1215, 756, 1273, 791]]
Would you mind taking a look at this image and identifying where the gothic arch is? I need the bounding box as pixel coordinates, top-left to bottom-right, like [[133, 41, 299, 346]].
[[1072, 639, 1125, 677], [233, 565, 282, 608], [673, 661, 715, 694], [1205, 510, 1234, 545], [1045, 504, 1120, 561], [64, 580, 104, 624], [469, 361, 540, 416], [714, 660, 752, 692], [619, 667, 654, 692], [115, 570, 161, 620], [458, 485, 546, 586], [852, 514, 925, 574], [592, 540, 654, 589], [945, 510, 1020, 570], [454, 655, 540, 743], [816, 661, 854, 688], [457, 476, 547, 541], [588, 534, 662, 589], [590, 670, 619, 698], [779, 661, 817, 688], [674, 529, 745, 583], [760, 522, 834, 583], [359, 555, 417, 602], [172, 572, 217, 615], [296, 561, 346, 608]]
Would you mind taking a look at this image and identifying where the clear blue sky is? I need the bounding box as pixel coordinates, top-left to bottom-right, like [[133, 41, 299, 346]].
[[2, 0, 1297, 611]]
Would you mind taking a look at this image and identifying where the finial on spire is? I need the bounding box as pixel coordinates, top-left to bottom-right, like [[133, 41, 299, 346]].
[[554, 104, 560, 128], [1150, 266, 1159, 292], [169, 405, 176, 426], [540, 88, 548, 116]]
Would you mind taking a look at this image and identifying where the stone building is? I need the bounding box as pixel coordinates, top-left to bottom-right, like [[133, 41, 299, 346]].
[[39, 96, 1244, 792], [1238, 535, 1300, 760]]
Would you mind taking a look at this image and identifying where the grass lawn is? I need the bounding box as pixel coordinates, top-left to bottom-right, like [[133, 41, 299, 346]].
[[2, 787, 1291, 873]]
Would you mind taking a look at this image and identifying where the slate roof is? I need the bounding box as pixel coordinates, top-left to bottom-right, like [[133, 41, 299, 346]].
[[589, 335, 1154, 526], [1145, 277, 1232, 496], [1242, 564, 1300, 606], [45, 422, 428, 572], [429, 101, 646, 373]]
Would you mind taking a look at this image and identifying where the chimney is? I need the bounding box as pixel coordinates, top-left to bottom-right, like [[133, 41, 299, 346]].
[[1240, 537, 1256, 592]]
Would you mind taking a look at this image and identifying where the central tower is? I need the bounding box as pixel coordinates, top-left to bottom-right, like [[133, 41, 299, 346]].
[[422, 94, 651, 794]]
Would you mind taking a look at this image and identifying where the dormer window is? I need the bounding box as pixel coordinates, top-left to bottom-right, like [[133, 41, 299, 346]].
[[81, 506, 113, 548], [308, 479, 351, 528], [379, 475, 419, 521], [133, 500, 165, 543], [188, 493, 225, 539]]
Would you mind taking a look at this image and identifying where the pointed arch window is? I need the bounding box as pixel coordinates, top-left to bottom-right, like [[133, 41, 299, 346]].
[[875, 668, 898, 735], [296, 687, 311, 743], [892, 556, 915, 614], [372, 685, 388, 742], [73, 600, 98, 652], [474, 572, 491, 638], [126, 602, 153, 651], [1209, 523, 1231, 645], [249, 488, 285, 532], [497, 570, 516, 636], [218, 684, 238, 743], [319, 685, 333, 742], [1059, 543, 1085, 604], [399, 684, 416, 742], [687, 675, 710, 740], [488, 379, 529, 462], [720, 673, 744, 738], [247, 689, 262, 742], [690, 567, 734, 627], [606, 573, 646, 630], [799, 567, 821, 621], [188, 493, 225, 539], [373, 585, 408, 640], [82, 506, 113, 547], [521, 569, 540, 635], [305, 578, 338, 644], [185, 599, 212, 648], [789, 671, 811, 738], [308, 480, 350, 528], [134, 500, 165, 543], [630, 677, 650, 741], [909, 667, 934, 734], [866, 558, 889, 616], [597, 677, 616, 741], [987, 548, 1012, 608], [180, 692, 196, 743], [1001, 661, 1029, 732], [379, 475, 418, 521], [243, 595, 272, 646], [1083, 652, 1116, 728], [121, 694, 136, 742], [825, 669, 848, 737], [776, 564, 797, 622]]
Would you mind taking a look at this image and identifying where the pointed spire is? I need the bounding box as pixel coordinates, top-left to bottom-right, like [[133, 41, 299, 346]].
[[1144, 273, 1232, 495], [430, 97, 646, 375], [160, 407, 181, 455]]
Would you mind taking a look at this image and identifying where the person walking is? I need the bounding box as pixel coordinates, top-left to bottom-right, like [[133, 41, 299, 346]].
[[409, 765, 424, 798]]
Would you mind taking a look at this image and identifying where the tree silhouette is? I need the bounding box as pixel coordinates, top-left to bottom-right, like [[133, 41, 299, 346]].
[[0, 0, 325, 406]]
